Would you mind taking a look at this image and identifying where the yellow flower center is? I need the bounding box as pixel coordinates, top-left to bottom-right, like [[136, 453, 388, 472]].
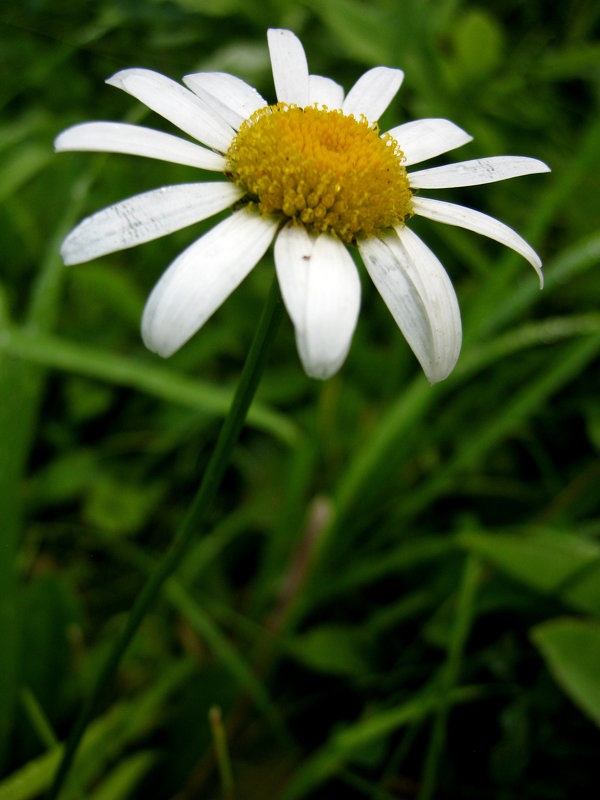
[[226, 103, 412, 242]]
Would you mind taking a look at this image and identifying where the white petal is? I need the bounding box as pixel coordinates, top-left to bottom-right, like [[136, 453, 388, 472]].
[[60, 182, 243, 265], [274, 225, 361, 379], [54, 122, 226, 171], [358, 227, 461, 383], [408, 156, 551, 189], [142, 210, 277, 357], [183, 72, 267, 129], [308, 75, 344, 109], [412, 196, 544, 287], [342, 66, 404, 124], [106, 68, 235, 153], [385, 118, 473, 167], [267, 28, 310, 106], [273, 223, 312, 326]]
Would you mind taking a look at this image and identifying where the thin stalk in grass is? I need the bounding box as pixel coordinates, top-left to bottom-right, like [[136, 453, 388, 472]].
[[20, 687, 59, 751], [48, 275, 284, 800], [210, 706, 235, 800]]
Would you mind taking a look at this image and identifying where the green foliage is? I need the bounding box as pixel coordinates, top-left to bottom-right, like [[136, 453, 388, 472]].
[[459, 528, 600, 613], [2, 0, 600, 798], [450, 9, 505, 78], [532, 618, 600, 727], [286, 624, 370, 677]]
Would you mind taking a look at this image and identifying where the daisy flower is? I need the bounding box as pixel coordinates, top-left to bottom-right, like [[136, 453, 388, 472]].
[[56, 28, 549, 383]]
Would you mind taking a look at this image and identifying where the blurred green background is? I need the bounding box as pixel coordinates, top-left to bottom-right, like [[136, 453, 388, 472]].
[[2, 0, 600, 798]]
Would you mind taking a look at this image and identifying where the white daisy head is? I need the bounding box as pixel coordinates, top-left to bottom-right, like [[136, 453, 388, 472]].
[[55, 28, 550, 383]]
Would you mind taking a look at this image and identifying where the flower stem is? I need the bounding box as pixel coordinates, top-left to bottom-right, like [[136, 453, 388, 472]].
[[48, 275, 283, 800]]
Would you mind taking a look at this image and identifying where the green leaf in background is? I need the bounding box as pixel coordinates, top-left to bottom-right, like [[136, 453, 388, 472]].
[[286, 625, 369, 677], [450, 9, 505, 78], [1, 329, 299, 445], [168, 0, 241, 16], [531, 617, 600, 728], [279, 686, 479, 800], [19, 576, 79, 721], [583, 399, 600, 453], [0, 659, 195, 800], [16, 576, 79, 761], [27, 450, 97, 507], [458, 528, 600, 613], [89, 750, 156, 800], [64, 377, 115, 423], [83, 474, 164, 536], [0, 147, 53, 204]]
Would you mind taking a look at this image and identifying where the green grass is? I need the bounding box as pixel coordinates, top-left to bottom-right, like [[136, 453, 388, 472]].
[[1, 1, 600, 798]]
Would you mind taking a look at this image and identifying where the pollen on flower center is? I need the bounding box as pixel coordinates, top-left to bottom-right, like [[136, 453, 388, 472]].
[[226, 103, 413, 242]]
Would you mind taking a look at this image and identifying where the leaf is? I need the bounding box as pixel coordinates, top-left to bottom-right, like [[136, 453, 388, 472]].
[[531, 617, 600, 727], [0, 146, 53, 202], [458, 528, 600, 613], [452, 9, 505, 78], [90, 751, 156, 800], [19, 576, 79, 724], [167, 0, 241, 16], [28, 450, 97, 506], [0, 659, 195, 800], [64, 377, 115, 422], [584, 400, 600, 453], [164, 580, 287, 741], [457, 528, 599, 591], [286, 625, 369, 677], [278, 686, 478, 800], [83, 474, 164, 535], [1, 329, 299, 445], [536, 44, 600, 80]]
